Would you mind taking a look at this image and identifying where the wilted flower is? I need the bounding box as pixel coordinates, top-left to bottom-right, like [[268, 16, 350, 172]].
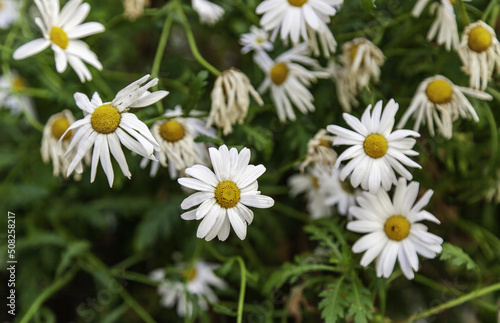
[[122, 0, 149, 20], [397, 75, 492, 139], [207, 68, 263, 135], [192, 0, 224, 25], [299, 129, 337, 172]]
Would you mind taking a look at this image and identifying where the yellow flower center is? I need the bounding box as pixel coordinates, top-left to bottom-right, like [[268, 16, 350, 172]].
[[181, 268, 197, 282], [363, 134, 388, 158], [468, 26, 492, 53], [257, 38, 264, 44], [319, 138, 330, 148], [51, 117, 72, 141], [340, 179, 355, 194], [384, 215, 411, 241], [312, 176, 320, 189], [425, 79, 453, 104], [288, 0, 307, 6], [215, 180, 241, 209], [50, 26, 69, 49], [159, 120, 185, 142], [449, 0, 455, 3], [270, 63, 289, 85], [11, 76, 27, 91], [91, 104, 121, 134]]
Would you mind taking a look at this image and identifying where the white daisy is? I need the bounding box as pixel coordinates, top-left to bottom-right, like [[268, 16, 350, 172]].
[[41, 109, 87, 179], [150, 260, 226, 317], [192, 0, 224, 25], [412, 0, 462, 51], [207, 68, 263, 135], [299, 128, 337, 172], [239, 25, 274, 54], [322, 166, 360, 217], [347, 178, 443, 280], [61, 74, 168, 187], [256, 0, 342, 48], [140, 106, 216, 179], [0, 0, 19, 29], [12, 0, 105, 83], [397, 75, 492, 139], [255, 44, 328, 122], [178, 145, 274, 241], [0, 71, 36, 117], [307, 21, 337, 57], [458, 20, 500, 90], [288, 165, 332, 219], [327, 99, 421, 193]]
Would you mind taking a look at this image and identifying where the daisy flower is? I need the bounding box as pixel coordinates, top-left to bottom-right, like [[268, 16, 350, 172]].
[[239, 25, 274, 54], [299, 129, 337, 172], [397, 75, 492, 139], [178, 145, 274, 241], [327, 99, 421, 193], [192, 0, 224, 25], [256, 44, 328, 122], [150, 261, 226, 317], [0, 0, 19, 29], [347, 178, 443, 279], [140, 106, 216, 179], [13, 0, 105, 83], [208, 68, 263, 135], [61, 74, 168, 187], [0, 71, 36, 117], [289, 165, 332, 219], [322, 166, 360, 217], [412, 0, 462, 51], [42, 109, 82, 178], [458, 20, 500, 90], [256, 0, 342, 49]]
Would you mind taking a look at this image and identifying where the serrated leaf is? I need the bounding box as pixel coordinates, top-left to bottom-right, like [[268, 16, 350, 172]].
[[240, 124, 274, 160], [184, 71, 208, 115], [439, 242, 478, 271], [345, 276, 373, 323], [361, 0, 376, 12], [319, 277, 346, 323]]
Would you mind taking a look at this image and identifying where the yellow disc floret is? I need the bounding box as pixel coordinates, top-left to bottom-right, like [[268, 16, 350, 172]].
[[363, 134, 388, 158], [159, 120, 185, 142], [91, 104, 121, 134], [51, 118, 72, 141], [340, 179, 356, 194], [215, 180, 241, 209], [425, 79, 453, 104], [468, 26, 492, 53], [270, 63, 289, 86], [50, 27, 69, 49], [12, 76, 27, 91], [319, 138, 331, 148], [384, 215, 411, 241], [181, 268, 197, 282], [349, 44, 361, 62], [288, 0, 307, 6]]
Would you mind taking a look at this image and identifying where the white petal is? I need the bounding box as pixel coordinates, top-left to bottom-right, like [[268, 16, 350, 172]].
[[66, 22, 105, 39], [13, 39, 51, 60], [240, 194, 274, 208], [178, 177, 214, 192], [181, 191, 213, 209], [228, 207, 247, 240], [184, 164, 218, 187]]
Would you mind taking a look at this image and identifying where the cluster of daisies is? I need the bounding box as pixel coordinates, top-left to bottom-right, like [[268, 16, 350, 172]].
[[2, 0, 499, 316]]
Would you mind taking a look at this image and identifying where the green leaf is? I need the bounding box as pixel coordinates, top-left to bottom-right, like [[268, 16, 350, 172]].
[[240, 124, 274, 160], [194, 134, 224, 146], [345, 276, 373, 323], [56, 240, 90, 277], [439, 242, 478, 271], [319, 277, 346, 323], [184, 70, 209, 115], [264, 262, 338, 293], [361, 0, 376, 13]]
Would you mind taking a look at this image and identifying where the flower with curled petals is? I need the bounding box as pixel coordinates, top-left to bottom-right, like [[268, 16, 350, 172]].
[[61, 74, 168, 187], [347, 178, 443, 280], [327, 99, 421, 193], [178, 145, 274, 241], [13, 0, 104, 82]]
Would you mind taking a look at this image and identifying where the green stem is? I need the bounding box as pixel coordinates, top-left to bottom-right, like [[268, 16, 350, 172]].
[[174, 1, 221, 76], [20, 267, 79, 323], [481, 0, 498, 22], [397, 282, 500, 322], [484, 105, 498, 175], [151, 11, 174, 114], [235, 256, 247, 323], [456, 0, 471, 25]]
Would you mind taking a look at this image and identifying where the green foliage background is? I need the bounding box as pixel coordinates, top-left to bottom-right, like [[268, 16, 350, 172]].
[[1, 0, 500, 322]]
